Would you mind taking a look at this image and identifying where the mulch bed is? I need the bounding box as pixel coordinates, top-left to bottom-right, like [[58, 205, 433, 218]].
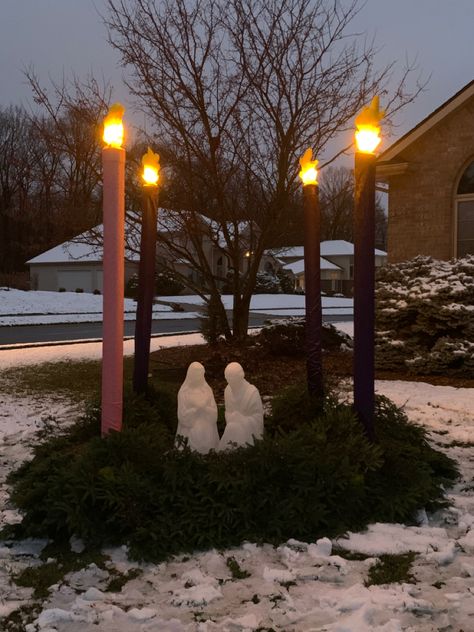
[[149, 342, 474, 402]]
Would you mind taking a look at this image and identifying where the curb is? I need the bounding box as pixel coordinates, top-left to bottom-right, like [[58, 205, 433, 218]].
[[0, 329, 201, 352]]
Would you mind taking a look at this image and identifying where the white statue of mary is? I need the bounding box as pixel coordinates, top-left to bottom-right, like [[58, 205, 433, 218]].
[[176, 362, 219, 454], [218, 362, 264, 450]]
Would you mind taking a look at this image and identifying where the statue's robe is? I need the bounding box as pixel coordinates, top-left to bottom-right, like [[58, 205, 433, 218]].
[[219, 381, 264, 449]]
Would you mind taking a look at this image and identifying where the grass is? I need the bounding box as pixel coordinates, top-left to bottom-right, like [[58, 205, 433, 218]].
[[13, 542, 110, 599], [365, 552, 417, 586], [226, 556, 251, 580], [2, 541, 142, 630], [1, 603, 42, 632], [332, 547, 372, 561], [0, 354, 190, 403], [105, 568, 142, 592], [0, 359, 104, 401], [0, 358, 138, 402]]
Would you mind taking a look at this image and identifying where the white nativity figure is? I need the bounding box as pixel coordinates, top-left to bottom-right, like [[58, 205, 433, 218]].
[[219, 362, 264, 451], [176, 362, 219, 454]]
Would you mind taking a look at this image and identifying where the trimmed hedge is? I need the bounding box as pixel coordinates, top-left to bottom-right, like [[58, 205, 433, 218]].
[[6, 386, 457, 562]]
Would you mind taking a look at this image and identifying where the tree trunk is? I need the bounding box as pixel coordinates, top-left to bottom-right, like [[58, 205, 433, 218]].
[[232, 294, 251, 342]]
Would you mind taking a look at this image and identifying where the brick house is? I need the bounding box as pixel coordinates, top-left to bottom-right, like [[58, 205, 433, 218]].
[[377, 80, 474, 262]]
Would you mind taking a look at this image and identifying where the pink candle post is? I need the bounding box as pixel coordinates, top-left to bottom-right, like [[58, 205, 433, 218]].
[[101, 105, 126, 436]]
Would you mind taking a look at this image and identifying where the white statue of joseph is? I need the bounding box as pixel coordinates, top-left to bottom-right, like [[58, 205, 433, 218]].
[[176, 362, 219, 454], [219, 362, 264, 450]]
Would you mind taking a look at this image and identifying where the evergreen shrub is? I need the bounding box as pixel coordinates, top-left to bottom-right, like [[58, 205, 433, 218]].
[[200, 294, 229, 344], [254, 272, 282, 293], [277, 269, 295, 294], [256, 317, 352, 356], [376, 255, 474, 375], [125, 271, 185, 299], [6, 386, 456, 562]]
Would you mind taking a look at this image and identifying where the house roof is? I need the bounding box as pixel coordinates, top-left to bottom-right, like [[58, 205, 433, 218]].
[[272, 240, 387, 259], [378, 79, 474, 164], [27, 237, 107, 265], [28, 210, 257, 265], [27, 209, 190, 265], [283, 257, 341, 275]]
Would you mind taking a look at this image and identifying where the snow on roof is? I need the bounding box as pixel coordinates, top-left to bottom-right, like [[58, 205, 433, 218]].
[[200, 216, 253, 248], [27, 238, 104, 264], [26, 225, 140, 265], [27, 208, 185, 265], [283, 257, 341, 275], [272, 240, 387, 259]]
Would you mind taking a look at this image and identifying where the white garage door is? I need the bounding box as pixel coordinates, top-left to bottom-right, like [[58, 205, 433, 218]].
[[57, 270, 94, 293]]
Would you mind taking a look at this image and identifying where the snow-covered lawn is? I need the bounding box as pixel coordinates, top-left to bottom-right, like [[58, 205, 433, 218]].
[[0, 290, 352, 326], [0, 289, 201, 326], [1, 336, 473, 631], [163, 293, 353, 313]]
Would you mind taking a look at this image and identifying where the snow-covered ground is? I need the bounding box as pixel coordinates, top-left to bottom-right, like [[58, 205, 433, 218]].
[[0, 289, 200, 326], [1, 337, 473, 631], [163, 293, 353, 312], [0, 289, 351, 326]]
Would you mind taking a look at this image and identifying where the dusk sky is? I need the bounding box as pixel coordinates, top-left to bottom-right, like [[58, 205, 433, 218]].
[[1, 0, 473, 161]]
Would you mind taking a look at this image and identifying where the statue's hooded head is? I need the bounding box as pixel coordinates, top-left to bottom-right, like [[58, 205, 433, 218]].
[[185, 361, 206, 387], [224, 362, 245, 388]]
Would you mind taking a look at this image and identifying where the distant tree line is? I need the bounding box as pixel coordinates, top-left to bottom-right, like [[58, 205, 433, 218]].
[[0, 76, 108, 275]]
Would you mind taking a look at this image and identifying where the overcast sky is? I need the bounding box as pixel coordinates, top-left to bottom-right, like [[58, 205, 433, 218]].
[[1, 0, 472, 159]]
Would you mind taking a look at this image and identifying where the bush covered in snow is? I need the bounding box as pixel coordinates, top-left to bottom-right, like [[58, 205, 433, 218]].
[[257, 317, 352, 356], [376, 255, 474, 375], [254, 272, 283, 293], [7, 386, 456, 562]]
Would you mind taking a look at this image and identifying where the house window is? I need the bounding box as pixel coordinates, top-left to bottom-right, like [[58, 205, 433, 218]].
[[456, 161, 474, 257]]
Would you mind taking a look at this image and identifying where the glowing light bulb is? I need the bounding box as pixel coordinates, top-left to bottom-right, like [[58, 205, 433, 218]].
[[299, 148, 318, 186], [141, 147, 160, 186], [355, 96, 384, 154], [103, 103, 125, 148]]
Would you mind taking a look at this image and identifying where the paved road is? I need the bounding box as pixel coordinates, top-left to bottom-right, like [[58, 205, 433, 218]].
[[0, 312, 353, 346]]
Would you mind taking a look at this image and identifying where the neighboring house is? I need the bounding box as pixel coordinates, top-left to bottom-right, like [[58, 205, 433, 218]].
[[27, 234, 138, 293], [377, 79, 474, 262], [27, 209, 279, 293], [272, 240, 387, 293], [282, 257, 343, 292]]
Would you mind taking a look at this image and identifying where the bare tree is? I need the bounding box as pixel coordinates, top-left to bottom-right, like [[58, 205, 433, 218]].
[[319, 165, 387, 249], [25, 71, 112, 240], [103, 0, 423, 340], [0, 105, 41, 273], [319, 166, 354, 242]]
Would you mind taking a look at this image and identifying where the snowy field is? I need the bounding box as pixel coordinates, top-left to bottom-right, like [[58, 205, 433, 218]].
[[0, 289, 200, 326], [0, 289, 353, 326], [0, 289, 352, 326], [1, 335, 474, 630], [163, 293, 353, 313]]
